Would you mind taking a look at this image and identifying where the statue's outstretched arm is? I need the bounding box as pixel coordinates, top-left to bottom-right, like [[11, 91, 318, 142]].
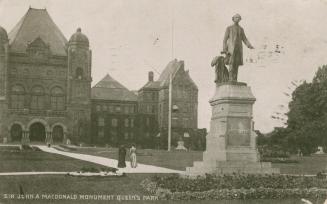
[[242, 28, 254, 49]]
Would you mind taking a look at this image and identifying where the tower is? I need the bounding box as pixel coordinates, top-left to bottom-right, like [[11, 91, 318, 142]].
[[0, 26, 9, 142], [0, 26, 9, 99], [67, 28, 92, 143]]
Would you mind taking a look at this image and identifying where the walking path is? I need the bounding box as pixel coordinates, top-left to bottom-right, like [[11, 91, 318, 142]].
[[36, 145, 184, 174]]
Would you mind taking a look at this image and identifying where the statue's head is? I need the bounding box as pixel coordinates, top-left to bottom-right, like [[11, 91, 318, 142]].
[[232, 14, 242, 23]]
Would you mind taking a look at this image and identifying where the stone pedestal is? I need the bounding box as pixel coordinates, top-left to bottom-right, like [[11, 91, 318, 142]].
[[187, 82, 279, 175]]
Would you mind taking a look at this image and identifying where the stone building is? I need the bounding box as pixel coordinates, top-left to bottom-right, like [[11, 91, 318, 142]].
[[138, 59, 198, 148], [91, 74, 138, 146], [0, 8, 92, 144], [0, 8, 201, 148]]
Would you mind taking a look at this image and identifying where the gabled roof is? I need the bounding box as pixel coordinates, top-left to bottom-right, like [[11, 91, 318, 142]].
[[8, 8, 68, 56], [91, 74, 137, 102], [158, 59, 184, 87], [140, 81, 160, 90], [138, 59, 198, 91]]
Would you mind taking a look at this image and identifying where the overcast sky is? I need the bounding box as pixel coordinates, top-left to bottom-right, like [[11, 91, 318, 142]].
[[1, 0, 327, 133]]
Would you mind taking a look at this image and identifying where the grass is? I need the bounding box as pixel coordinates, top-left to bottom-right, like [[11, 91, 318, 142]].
[[72, 147, 203, 171], [272, 154, 327, 175], [0, 146, 106, 172], [0, 146, 326, 203], [72, 147, 327, 175]]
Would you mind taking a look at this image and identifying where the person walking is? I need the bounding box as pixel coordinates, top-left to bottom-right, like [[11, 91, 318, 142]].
[[129, 144, 137, 168], [117, 145, 126, 168]]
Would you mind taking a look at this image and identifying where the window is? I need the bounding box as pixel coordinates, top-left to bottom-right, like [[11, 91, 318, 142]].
[[75, 67, 83, 79], [31, 86, 45, 110], [109, 105, 114, 112], [146, 117, 150, 126], [102, 105, 107, 111], [146, 105, 151, 113], [172, 117, 179, 127], [98, 129, 104, 138], [124, 106, 129, 114], [131, 119, 134, 127], [110, 130, 117, 138], [183, 118, 189, 128], [50, 87, 65, 111], [130, 132, 134, 139], [145, 132, 150, 138], [124, 132, 129, 140], [115, 106, 121, 112], [129, 106, 134, 114], [98, 117, 105, 126], [183, 89, 189, 99], [96, 105, 101, 111], [124, 118, 129, 127], [111, 118, 118, 127], [10, 85, 25, 109], [151, 105, 155, 113]]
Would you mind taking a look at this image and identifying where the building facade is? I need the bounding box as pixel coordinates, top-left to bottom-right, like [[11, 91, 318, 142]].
[[0, 8, 92, 144], [138, 59, 199, 148], [91, 74, 138, 146], [0, 8, 202, 148]]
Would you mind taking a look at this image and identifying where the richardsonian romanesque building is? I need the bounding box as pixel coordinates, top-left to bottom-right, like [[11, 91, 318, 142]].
[[0, 8, 92, 144], [0, 8, 204, 148]]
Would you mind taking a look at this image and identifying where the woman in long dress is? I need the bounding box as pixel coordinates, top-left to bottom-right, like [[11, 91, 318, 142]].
[[129, 144, 137, 168], [117, 145, 126, 168]]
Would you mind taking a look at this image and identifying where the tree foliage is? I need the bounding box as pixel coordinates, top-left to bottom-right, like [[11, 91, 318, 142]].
[[263, 65, 327, 154]]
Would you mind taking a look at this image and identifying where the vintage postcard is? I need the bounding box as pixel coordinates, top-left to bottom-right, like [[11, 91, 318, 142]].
[[0, 0, 327, 203]]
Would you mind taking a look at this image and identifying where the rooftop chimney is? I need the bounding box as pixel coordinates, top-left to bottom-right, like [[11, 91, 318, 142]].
[[148, 71, 154, 82]]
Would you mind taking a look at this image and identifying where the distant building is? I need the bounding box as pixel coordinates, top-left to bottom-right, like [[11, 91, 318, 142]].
[[138, 59, 198, 148], [0, 8, 92, 144], [91, 74, 138, 146]]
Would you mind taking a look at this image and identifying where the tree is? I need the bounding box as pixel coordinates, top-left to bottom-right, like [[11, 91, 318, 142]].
[[286, 65, 327, 154]]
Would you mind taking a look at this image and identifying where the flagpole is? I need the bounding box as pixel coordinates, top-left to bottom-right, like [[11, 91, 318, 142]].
[[168, 73, 172, 151]]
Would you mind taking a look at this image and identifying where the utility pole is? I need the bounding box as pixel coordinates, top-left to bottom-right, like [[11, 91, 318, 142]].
[[168, 73, 172, 151]]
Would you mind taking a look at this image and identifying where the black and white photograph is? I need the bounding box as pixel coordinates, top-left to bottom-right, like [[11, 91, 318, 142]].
[[0, 0, 327, 203]]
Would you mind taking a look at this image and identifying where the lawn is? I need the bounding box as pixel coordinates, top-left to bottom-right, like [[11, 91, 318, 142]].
[[71, 146, 327, 175], [272, 154, 327, 175], [0, 146, 326, 203], [70, 147, 203, 171], [0, 146, 106, 172]]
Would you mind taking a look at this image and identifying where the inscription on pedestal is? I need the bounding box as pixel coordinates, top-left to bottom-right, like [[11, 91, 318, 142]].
[[227, 118, 251, 146]]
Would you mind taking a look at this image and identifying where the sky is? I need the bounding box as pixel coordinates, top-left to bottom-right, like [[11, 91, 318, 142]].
[[0, 0, 327, 133]]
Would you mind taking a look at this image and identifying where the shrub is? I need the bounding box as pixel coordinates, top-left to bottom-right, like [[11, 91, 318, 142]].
[[21, 144, 33, 151], [100, 167, 118, 173], [260, 158, 299, 163], [80, 167, 99, 173], [150, 174, 327, 193], [141, 174, 327, 200]]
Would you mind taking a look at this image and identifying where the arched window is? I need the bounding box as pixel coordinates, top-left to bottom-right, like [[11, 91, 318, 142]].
[[75, 67, 83, 79], [31, 86, 45, 110], [50, 87, 65, 111], [10, 85, 25, 109]]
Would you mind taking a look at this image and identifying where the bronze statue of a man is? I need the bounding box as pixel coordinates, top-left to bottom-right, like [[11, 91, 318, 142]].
[[223, 14, 254, 82]]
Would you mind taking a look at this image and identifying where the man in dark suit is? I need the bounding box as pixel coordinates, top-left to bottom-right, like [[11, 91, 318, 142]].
[[223, 14, 254, 81]]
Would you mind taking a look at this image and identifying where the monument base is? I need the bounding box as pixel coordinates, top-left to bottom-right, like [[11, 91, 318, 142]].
[[186, 82, 279, 176]]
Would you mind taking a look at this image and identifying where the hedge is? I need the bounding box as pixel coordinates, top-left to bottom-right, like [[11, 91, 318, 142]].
[[140, 174, 327, 200]]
